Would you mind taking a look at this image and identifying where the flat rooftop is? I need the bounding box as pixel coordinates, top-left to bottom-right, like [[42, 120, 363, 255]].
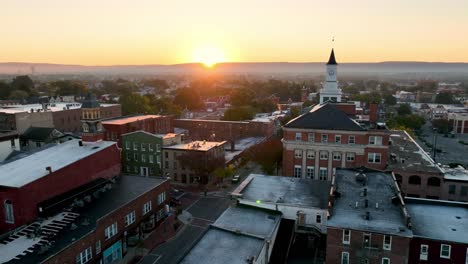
[[164, 140, 226, 152], [0, 139, 116, 188], [388, 130, 443, 174], [5, 175, 168, 264], [0, 103, 118, 114], [442, 166, 468, 182], [213, 205, 281, 238], [406, 198, 468, 244], [328, 169, 412, 237], [101, 114, 163, 125], [180, 205, 280, 264], [233, 174, 331, 209]]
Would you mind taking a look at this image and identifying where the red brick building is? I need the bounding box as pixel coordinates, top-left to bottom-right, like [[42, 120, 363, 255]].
[[0, 139, 121, 233], [1, 176, 171, 264], [102, 115, 174, 147], [282, 103, 389, 180], [406, 198, 468, 264], [326, 169, 412, 264]]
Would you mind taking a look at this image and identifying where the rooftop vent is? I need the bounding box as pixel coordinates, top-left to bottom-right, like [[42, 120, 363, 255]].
[[46, 166, 52, 174], [78, 140, 83, 147], [375, 203, 379, 209], [356, 173, 367, 183]]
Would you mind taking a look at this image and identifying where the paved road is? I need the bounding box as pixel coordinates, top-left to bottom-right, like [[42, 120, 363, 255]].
[[140, 194, 232, 264]]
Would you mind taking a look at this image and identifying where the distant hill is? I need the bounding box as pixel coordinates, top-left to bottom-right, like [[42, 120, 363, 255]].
[[1, 62, 468, 77]]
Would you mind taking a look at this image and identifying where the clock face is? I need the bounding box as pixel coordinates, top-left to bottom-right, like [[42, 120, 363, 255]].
[[328, 70, 335, 76]]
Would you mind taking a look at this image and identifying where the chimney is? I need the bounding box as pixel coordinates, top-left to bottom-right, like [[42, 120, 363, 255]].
[[78, 141, 83, 147], [46, 166, 52, 174]]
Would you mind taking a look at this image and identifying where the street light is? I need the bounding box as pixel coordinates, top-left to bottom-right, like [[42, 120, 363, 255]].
[[432, 128, 438, 162]]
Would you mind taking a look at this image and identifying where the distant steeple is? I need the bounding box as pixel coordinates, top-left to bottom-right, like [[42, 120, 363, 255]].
[[327, 49, 338, 65]]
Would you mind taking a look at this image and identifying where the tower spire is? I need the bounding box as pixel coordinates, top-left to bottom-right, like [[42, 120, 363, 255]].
[[327, 48, 337, 65]]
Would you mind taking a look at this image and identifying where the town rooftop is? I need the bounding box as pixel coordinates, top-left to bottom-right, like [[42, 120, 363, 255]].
[[163, 140, 226, 152], [101, 114, 162, 125]]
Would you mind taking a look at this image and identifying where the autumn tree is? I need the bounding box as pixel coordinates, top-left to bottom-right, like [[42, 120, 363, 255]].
[[177, 151, 225, 185], [245, 137, 282, 174]]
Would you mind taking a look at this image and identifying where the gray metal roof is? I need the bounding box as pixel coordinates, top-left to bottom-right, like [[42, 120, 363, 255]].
[[406, 198, 468, 244], [239, 174, 331, 209], [328, 169, 412, 237], [284, 103, 365, 131]]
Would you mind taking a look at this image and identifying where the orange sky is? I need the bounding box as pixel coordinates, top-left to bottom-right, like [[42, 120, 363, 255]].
[[1, 0, 468, 65]]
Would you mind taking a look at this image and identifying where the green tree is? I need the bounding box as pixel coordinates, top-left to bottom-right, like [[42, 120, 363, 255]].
[[52, 80, 88, 96], [230, 87, 256, 106], [245, 137, 282, 174], [173, 88, 204, 110], [223, 106, 255, 121], [8, 90, 29, 101], [397, 104, 412, 116], [119, 93, 152, 115], [387, 114, 425, 130], [432, 119, 451, 134], [383, 93, 397, 106], [0, 81, 12, 99], [434, 92, 456, 104], [11, 75, 34, 94]]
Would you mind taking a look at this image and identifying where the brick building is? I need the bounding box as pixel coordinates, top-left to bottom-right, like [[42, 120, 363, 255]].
[[1, 176, 170, 264], [0, 139, 121, 233], [0, 102, 121, 134], [389, 130, 468, 202], [326, 169, 412, 264], [282, 103, 389, 180], [406, 198, 468, 264], [448, 111, 468, 134], [163, 140, 226, 185], [101, 115, 174, 147], [173, 119, 275, 147]]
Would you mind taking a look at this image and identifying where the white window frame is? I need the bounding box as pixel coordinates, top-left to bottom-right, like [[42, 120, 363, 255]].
[[465, 248, 468, 264], [320, 151, 328, 160], [369, 136, 383, 145], [96, 240, 101, 255], [124, 211, 136, 226], [294, 165, 302, 178], [125, 141, 130, 150], [319, 167, 328, 180], [133, 153, 138, 161], [104, 222, 118, 240], [308, 133, 314, 142], [76, 246, 92, 264], [126, 152, 130, 161], [294, 149, 302, 158], [363, 233, 371, 248], [335, 135, 341, 143], [141, 154, 146, 163], [346, 152, 355, 162], [141, 143, 146, 151], [143, 201, 152, 215], [383, 235, 392, 251], [295, 132, 302, 141], [149, 155, 154, 164], [348, 135, 355, 144], [342, 229, 351, 245], [333, 152, 341, 161], [368, 153, 381, 164], [158, 192, 166, 205], [341, 252, 349, 264], [133, 142, 138, 150], [381, 258, 390, 264], [4, 200, 14, 224], [306, 150, 315, 159], [440, 244, 451, 259], [306, 166, 314, 179], [149, 143, 154, 151], [157, 155, 161, 164], [420, 244, 428, 261], [321, 134, 328, 143]]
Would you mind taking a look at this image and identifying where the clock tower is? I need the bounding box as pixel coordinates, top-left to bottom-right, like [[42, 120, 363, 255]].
[[319, 49, 342, 104]]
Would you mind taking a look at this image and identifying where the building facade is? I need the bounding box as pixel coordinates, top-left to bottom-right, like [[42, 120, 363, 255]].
[[282, 104, 389, 179], [121, 131, 164, 177]]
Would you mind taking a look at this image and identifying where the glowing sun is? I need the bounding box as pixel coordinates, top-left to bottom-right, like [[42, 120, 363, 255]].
[[192, 46, 226, 67]]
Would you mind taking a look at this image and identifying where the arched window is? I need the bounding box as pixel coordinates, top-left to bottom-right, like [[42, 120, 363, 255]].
[[427, 177, 441, 187], [4, 200, 14, 224], [82, 123, 89, 133], [408, 175, 421, 185]]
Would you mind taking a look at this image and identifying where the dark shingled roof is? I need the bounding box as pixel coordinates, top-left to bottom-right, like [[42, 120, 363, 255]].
[[327, 48, 337, 65], [20, 127, 60, 141], [284, 103, 365, 131], [81, 93, 100, 108]]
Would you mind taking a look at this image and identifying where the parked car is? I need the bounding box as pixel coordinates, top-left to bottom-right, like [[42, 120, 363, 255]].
[[170, 197, 181, 207]]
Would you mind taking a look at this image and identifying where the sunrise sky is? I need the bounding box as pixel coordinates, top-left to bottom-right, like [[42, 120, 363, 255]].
[[2, 0, 468, 65]]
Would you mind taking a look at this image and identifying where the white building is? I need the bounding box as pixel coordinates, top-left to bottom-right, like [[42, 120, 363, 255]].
[[319, 49, 342, 104]]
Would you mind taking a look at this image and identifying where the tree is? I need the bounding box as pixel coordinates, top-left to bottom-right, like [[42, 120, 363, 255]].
[[144, 94, 181, 117], [8, 90, 29, 101], [432, 119, 451, 134], [397, 104, 412, 116], [177, 151, 225, 185], [0, 81, 12, 99], [245, 138, 282, 174], [52, 80, 88, 96], [119, 93, 152, 115], [213, 165, 235, 183], [230, 87, 256, 106], [383, 93, 397, 106], [10, 75, 34, 94], [434, 92, 456, 104], [223, 106, 255, 121], [387, 114, 425, 131], [173, 88, 204, 110]]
